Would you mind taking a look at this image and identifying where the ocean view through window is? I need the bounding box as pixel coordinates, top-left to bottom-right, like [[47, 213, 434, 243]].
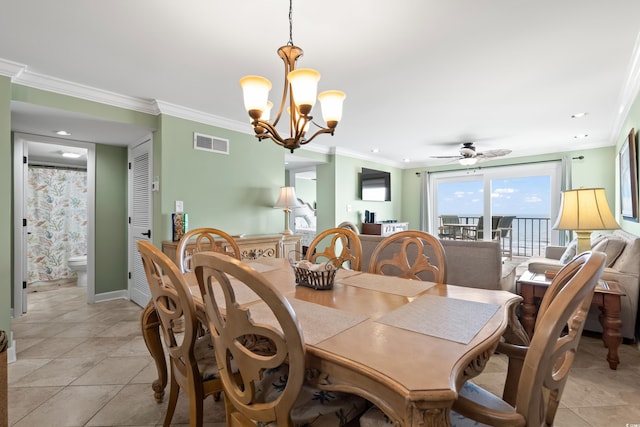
[[429, 162, 562, 257]]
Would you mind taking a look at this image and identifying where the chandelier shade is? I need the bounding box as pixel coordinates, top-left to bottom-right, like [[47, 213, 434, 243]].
[[240, 0, 345, 152]]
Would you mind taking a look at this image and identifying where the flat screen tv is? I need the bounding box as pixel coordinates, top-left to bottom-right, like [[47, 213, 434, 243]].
[[361, 167, 391, 201]]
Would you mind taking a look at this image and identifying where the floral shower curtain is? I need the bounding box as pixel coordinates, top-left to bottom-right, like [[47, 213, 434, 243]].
[[27, 166, 88, 283]]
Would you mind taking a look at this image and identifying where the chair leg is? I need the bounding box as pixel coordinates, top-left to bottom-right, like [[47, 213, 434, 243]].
[[164, 373, 180, 427], [190, 383, 204, 427]]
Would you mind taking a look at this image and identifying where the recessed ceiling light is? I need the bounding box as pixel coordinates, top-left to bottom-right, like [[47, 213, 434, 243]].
[[55, 130, 71, 136], [403, 158, 410, 162], [571, 112, 588, 119], [62, 152, 82, 158], [371, 148, 379, 153], [573, 134, 589, 139]]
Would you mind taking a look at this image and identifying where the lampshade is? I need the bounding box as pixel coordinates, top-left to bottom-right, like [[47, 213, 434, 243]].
[[553, 187, 620, 254], [274, 186, 301, 209], [274, 186, 301, 235], [287, 68, 320, 114]]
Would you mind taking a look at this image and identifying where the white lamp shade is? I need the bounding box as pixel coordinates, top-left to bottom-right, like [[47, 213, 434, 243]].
[[274, 186, 302, 208], [553, 187, 620, 231], [287, 68, 320, 109], [240, 75, 272, 112], [318, 90, 346, 123]]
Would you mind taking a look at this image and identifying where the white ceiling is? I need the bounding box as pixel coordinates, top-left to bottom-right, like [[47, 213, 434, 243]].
[[2, 1, 640, 168]]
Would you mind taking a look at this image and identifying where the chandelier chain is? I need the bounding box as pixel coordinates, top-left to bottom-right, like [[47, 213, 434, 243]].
[[287, 0, 294, 46]]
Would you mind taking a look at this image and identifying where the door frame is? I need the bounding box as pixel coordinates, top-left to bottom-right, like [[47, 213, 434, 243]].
[[13, 133, 96, 315]]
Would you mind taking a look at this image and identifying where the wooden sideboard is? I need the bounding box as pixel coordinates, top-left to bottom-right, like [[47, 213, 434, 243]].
[[362, 222, 409, 236], [162, 233, 302, 265]]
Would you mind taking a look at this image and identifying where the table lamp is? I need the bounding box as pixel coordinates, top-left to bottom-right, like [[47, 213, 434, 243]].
[[553, 187, 620, 254], [274, 186, 301, 235]]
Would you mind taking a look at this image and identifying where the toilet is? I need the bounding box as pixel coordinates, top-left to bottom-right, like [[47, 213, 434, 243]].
[[68, 255, 88, 287]]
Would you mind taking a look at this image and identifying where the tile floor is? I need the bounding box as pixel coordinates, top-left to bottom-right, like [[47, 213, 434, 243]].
[[8, 283, 640, 426]]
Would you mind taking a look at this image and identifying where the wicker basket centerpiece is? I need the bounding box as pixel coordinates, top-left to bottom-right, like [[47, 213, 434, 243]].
[[290, 259, 338, 290]]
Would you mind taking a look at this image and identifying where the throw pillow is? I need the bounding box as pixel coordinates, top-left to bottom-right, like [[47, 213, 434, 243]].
[[559, 239, 577, 264], [592, 237, 626, 267]]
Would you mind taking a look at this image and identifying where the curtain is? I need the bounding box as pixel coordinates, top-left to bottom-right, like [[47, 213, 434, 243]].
[[27, 166, 88, 283], [419, 171, 430, 231], [559, 155, 572, 246]]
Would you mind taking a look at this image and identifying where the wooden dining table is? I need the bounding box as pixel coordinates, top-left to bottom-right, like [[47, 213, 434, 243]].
[[141, 257, 525, 427]]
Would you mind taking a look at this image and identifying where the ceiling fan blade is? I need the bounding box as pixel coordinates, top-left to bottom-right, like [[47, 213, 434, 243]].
[[430, 155, 462, 159], [476, 149, 511, 158]]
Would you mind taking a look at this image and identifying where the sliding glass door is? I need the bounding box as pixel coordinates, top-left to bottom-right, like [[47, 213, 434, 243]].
[[430, 162, 562, 257]]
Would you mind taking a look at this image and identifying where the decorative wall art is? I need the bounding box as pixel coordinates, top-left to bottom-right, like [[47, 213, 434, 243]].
[[619, 128, 638, 222]]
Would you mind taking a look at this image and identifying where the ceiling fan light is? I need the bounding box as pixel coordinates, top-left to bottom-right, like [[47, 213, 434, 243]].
[[240, 75, 272, 115], [459, 157, 478, 166], [287, 68, 320, 113], [318, 90, 346, 126]]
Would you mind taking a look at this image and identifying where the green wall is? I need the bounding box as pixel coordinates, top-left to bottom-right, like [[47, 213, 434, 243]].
[[154, 115, 286, 244], [294, 177, 316, 207], [95, 144, 128, 293], [0, 76, 11, 336]]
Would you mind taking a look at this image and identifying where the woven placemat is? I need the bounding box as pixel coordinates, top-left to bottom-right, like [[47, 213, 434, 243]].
[[338, 273, 436, 297], [246, 299, 369, 345], [375, 294, 499, 344]]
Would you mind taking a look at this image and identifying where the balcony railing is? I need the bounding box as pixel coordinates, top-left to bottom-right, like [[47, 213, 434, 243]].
[[455, 216, 552, 257]]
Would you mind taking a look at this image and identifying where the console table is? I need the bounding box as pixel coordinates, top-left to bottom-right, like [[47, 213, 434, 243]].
[[362, 222, 409, 236], [162, 233, 301, 264], [516, 270, 625, 370]]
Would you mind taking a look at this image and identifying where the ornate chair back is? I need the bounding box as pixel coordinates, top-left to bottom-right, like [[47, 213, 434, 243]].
[[193, 251, 367, 426], [368, 230, 447, 283], [306, 227, 363, 271], [451, 251, 606, 426], [137, 240, 223, 427]]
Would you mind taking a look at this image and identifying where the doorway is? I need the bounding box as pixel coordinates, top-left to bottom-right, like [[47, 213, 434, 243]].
[[13, 134, 96, 316]]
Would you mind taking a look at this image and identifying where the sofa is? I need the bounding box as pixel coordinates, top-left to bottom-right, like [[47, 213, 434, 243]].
[[359, 234, 517, 291], [524, 229, 640, 341]]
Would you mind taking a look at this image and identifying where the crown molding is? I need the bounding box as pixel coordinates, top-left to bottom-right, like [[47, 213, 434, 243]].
[[154, 100, 251, 134], [11, 68, 160, 115], [0, 58, 26, 78], [610, 31, 640, 145]]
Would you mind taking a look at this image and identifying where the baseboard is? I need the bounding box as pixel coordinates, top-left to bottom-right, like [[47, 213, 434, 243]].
[[93, 290, 129, 303]]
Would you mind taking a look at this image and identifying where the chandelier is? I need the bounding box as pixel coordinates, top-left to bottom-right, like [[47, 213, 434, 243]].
[[240, 0, 346, 153]]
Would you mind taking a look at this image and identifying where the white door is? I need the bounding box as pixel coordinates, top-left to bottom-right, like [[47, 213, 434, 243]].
[[129, 137, 153, 307], [13, 138, 28, 315]]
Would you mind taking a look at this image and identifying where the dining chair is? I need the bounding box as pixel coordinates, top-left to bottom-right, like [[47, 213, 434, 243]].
[[137, 240, 225, 427], [192, 251, 369, 427], [306, 227, 363, 271], [176, 227, 242, 277], [449, 250, 606, 426], [368, 230, 447, 283]]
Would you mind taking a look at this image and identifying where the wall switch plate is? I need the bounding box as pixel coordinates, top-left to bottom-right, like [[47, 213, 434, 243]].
[[346, 204, 353, 212], [175, 200, 183, 212]]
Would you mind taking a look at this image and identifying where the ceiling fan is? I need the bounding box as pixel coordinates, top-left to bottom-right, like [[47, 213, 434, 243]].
[[431, 142, 512, 165]]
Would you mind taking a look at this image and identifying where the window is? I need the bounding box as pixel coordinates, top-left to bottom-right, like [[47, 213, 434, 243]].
[[429, 162, 562, 256]]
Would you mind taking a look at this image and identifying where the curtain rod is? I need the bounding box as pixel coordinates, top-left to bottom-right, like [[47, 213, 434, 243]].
[[29, 163, 87, 172], [425, 157, 567, 175]]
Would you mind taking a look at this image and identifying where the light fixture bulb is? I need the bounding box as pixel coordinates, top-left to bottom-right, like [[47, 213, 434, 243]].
[[240, 75, 272, 116], [318, 90, 346, 125], [62, 152, 81, 158], [287, 68, 320, 113], [459, 157, 478, 166]]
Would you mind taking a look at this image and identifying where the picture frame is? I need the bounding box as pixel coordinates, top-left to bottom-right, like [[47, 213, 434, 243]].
[[619, 128, 638, 221]]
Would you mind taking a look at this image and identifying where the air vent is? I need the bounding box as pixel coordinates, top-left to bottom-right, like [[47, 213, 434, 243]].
[[193, 133, 229, 155]]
